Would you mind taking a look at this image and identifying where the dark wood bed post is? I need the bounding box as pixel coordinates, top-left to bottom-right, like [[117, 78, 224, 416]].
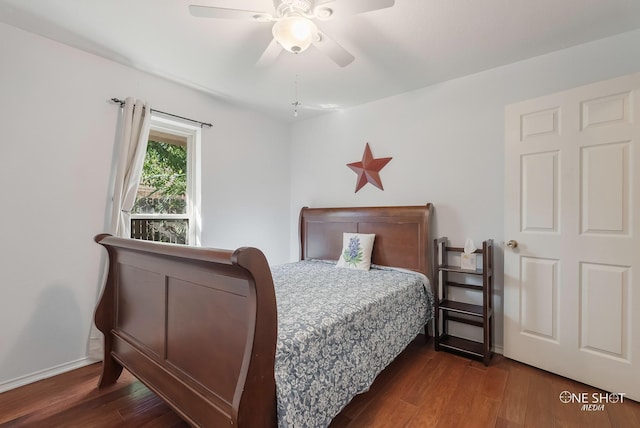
[[231, 247, 278, 428], [93, 233, 124, 387], [423, 203, 434, 342]]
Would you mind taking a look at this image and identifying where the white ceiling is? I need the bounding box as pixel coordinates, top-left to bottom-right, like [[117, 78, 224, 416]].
[[2, 0, 640, 122]]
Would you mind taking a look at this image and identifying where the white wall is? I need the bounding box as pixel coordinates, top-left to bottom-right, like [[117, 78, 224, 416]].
[[289, 29, 640, 350], [0, 23, 290, 388], [3, 19, 640, 390]]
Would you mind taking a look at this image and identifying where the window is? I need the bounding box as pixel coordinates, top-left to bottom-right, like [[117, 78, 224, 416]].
[[131, 116, 201, 245]]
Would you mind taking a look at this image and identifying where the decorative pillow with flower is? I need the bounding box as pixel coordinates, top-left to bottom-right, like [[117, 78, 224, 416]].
[[336, 233, 375, 270]]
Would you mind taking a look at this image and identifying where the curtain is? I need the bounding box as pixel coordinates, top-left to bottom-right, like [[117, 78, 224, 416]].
[[110, 97, 152, 237], [87, 97, 151, 361]]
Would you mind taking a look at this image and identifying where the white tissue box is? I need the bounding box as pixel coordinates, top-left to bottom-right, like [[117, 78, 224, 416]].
[[461, 253, 477, 270]]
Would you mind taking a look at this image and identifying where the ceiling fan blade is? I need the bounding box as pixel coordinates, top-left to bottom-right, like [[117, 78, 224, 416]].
[[256, 38, 283, 67], [313, 31, 355, 67], [315, 0, 395, 16], [189, 5, 271, 21]]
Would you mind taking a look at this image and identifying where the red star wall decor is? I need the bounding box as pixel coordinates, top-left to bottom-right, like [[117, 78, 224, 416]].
[[347, 143, 392, 193]]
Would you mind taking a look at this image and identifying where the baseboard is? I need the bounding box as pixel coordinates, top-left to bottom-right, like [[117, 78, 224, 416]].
[[0, 357, 98, 393]]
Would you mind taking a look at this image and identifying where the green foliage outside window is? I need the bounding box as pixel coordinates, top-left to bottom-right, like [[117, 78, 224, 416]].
[[133, 140, 187, 214]]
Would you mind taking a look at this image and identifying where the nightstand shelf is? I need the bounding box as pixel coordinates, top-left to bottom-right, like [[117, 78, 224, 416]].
[[438, 299, 485, 317], [438, 335, 485, 359], [433, 237, 494, 365], [438, 265, 484, 275]]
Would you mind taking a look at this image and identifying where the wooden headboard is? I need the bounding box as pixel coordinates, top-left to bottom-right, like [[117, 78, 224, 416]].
[[299, 204, 434, 285]]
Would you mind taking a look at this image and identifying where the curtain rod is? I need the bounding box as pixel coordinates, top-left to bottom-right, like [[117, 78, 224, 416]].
[[110, 98, 212, 128]]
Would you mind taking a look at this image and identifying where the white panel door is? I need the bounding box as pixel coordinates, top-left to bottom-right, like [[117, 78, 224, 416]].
[[504, 73, 640, 400]]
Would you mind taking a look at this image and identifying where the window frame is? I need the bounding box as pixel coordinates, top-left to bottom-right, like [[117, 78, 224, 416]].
[[131, 115, 202, 246]]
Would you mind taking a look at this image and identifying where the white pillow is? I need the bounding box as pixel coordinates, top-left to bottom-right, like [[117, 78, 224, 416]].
[[336, 233, 375, 270]]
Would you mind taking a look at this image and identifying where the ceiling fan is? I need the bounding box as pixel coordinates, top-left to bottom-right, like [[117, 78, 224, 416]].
[[189, 0, 396, 67]]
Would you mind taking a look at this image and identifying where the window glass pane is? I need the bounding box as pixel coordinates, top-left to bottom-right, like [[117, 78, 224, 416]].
[[130, 123, 194, 246], [133, 138, 188, 215]]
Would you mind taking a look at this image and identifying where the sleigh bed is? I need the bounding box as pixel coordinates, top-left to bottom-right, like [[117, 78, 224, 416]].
[[94, 204, 434, 427]]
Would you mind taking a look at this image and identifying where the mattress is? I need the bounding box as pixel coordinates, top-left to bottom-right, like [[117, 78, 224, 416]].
[[271, 260, 433, 428]]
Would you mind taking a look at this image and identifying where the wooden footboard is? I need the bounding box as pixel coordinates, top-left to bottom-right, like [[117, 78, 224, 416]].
[[94, 234, 277, 428]]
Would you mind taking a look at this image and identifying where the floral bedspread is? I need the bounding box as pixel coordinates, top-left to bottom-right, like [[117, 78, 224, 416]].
[[271, 260, 433, 428]]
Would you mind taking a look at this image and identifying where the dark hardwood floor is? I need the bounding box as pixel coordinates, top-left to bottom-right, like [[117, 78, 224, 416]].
[[1, 338, 638, 427]]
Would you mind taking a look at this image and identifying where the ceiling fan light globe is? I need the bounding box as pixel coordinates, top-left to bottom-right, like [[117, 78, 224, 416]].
[[292, 20, 312, 39], [272, 15, 317, 54]]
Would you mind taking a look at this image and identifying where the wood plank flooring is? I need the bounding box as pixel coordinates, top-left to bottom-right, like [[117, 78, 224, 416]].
[[1, 338, 638, 427]]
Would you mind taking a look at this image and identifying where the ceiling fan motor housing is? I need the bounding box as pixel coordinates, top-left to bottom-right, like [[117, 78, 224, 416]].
[[275, 0, 314, 16]]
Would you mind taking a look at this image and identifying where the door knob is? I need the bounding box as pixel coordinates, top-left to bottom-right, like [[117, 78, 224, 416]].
[[506, 240, 518, 249]]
